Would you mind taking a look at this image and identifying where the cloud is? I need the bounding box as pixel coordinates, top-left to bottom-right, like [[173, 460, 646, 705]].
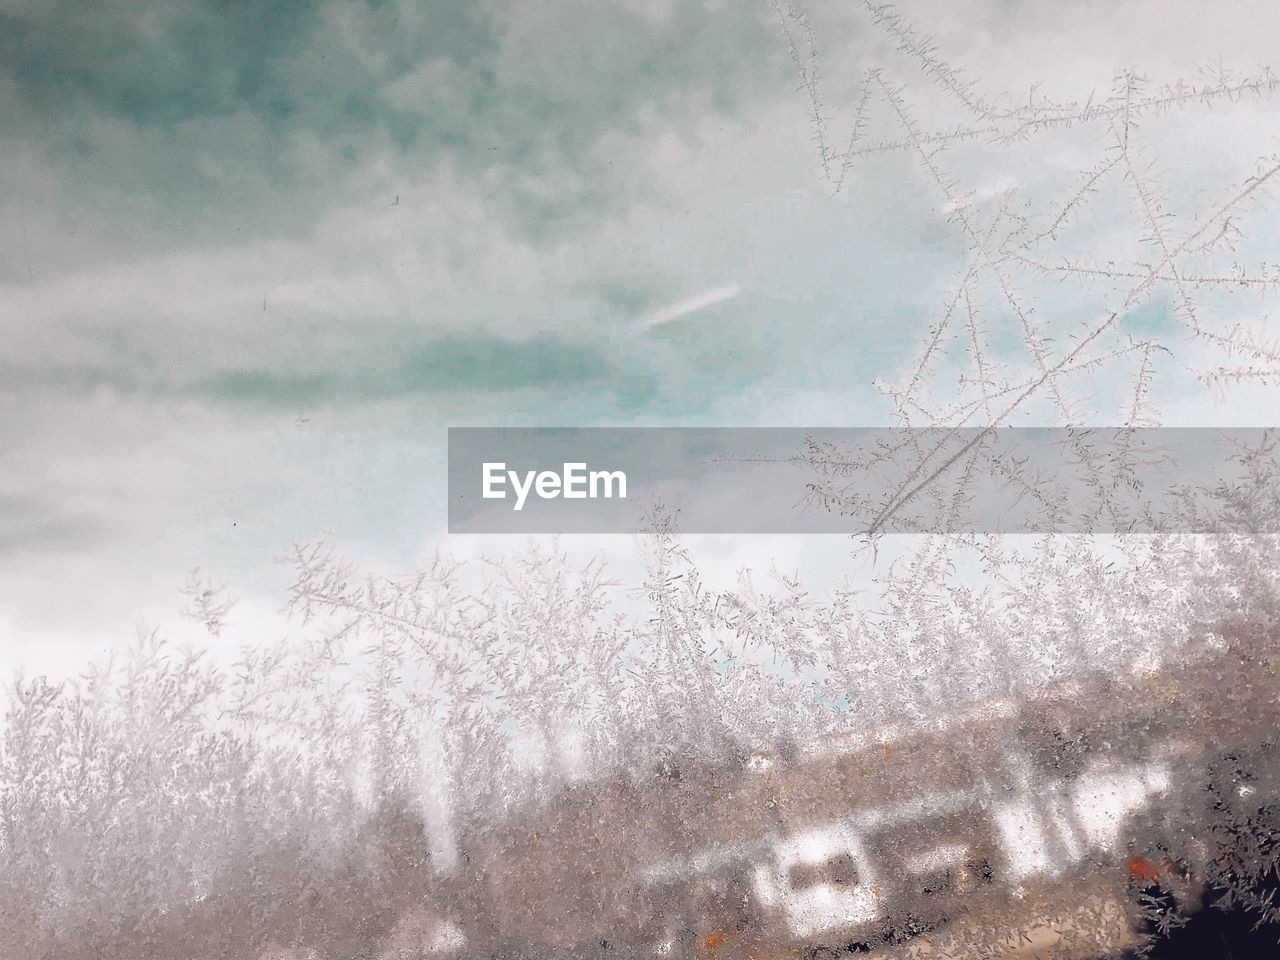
[[199, 332, 618, 407], [0, 0, 787, 253]]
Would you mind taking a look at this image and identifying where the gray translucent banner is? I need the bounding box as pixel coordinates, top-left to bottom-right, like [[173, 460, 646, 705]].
[[447, 428, 1280, 534]]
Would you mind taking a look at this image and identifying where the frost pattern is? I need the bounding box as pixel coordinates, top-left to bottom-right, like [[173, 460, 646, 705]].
[[4, 504, 1279, 957], [5, 2, 1280, 959]]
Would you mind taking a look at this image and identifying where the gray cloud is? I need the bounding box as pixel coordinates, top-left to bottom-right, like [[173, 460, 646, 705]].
[[0, 0, 789, 249], [198, 330, 621, 407]]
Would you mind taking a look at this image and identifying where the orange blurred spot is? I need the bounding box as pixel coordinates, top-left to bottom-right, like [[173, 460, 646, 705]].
[[701, 930, 727, 950], [1127, 855, 1160, 882]]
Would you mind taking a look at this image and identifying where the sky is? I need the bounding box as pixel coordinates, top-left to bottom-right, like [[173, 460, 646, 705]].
[[3, 0, 1280, 678]]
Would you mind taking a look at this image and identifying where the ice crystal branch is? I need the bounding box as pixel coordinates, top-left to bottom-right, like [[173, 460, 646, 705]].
[[180, 567, 237, 637]]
